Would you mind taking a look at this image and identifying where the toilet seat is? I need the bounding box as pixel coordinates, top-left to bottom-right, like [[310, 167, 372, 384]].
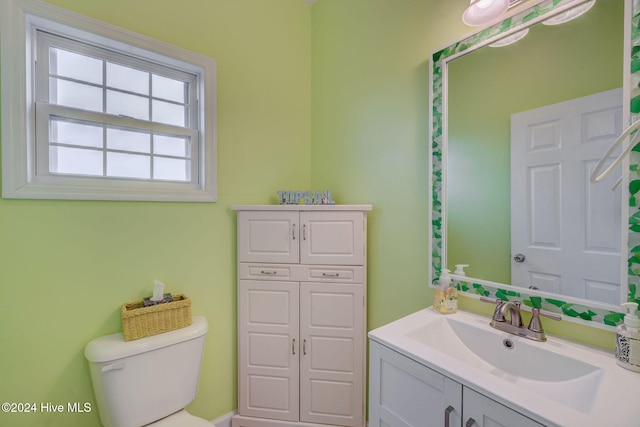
[[147, 409, 212, 426]]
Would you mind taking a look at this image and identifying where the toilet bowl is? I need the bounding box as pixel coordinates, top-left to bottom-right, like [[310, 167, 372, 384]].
[[85, 316, 210, 427]]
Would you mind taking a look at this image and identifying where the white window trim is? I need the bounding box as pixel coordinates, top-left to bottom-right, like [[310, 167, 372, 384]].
[[1, 0, 217, 202]]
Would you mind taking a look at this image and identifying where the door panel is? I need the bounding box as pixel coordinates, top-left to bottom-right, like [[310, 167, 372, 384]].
[[463, 388, 543, 427], [238, 211, 299, 264], [511, 88, 622, 303], [300, 212, 365, 265], [299, 282, 364, 426], [238, 280, 299, 421], [368, 342, 462, 427]]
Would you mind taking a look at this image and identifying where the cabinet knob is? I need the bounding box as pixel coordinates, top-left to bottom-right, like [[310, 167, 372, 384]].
[[466, 418, 476, 427]]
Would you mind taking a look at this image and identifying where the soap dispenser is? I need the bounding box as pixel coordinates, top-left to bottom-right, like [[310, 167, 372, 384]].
[[433, 269, 457, 314], [616, 302, 640, 372], [454, 264, 469, 276]]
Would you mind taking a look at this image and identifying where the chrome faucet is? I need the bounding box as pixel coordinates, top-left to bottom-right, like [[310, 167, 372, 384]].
[[481, 297, 561, 342], [492, 301, 523, 328]]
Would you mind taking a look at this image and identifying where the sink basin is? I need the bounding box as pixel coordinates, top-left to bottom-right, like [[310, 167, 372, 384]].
[[405, 316, 603, 413]]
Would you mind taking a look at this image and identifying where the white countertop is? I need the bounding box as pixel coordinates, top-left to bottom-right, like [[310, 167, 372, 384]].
[[368, 308, 640, 427]]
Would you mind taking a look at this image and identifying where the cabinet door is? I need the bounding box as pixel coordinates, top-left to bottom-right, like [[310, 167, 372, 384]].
[[369, 341, 462, 427], [238, 211, 299, 264], [463, 388, 544, 427], [238, 280, 299, 421], [300, 211, 365, 265], [299, 282, 365, 426]]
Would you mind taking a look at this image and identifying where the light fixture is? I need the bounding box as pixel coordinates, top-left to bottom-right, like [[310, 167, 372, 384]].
[[542, 0, 595, 25], [462, 0, 510, 26], [489, 28, 529, 47]]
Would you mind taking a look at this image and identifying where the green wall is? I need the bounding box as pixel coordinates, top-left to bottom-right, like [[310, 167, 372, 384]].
[[310, 0, 468, 330], [0, 1, 311, 426], [0, 1, 621, 426]]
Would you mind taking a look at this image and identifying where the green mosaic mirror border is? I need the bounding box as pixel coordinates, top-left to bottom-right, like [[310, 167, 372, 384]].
[[455, 277, 625, 328], [627, 0, 640, 305], [431, 0, 637, 328]]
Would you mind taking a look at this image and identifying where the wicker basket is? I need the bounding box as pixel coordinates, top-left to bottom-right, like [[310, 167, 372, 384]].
[[121, 294, 192, 341]]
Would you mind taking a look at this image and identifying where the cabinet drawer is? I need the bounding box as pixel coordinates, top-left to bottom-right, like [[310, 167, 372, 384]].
[[240, 264, 365, 283], [239, 263, 294, 280], [299, 265, 364, 283]]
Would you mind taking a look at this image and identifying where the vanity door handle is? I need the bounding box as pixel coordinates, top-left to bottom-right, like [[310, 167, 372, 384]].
[[444, 405, 454, 427], [292, 224, 296, 240], [292, 338, 296, 355], [466, 418, 477, 427], [302, 224, 307, 240], [303, 339, 307, 355]]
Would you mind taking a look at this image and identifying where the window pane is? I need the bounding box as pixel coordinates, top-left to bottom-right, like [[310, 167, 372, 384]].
[[23, 23, 211, 200], [107, 128, 150, 153], [154, 135, 189, 157], [107, 152, 150, 179], [51, 119, 103, 148], [152, 100, 186, 126], [107, 62, 149, 95], [50, 146, 103, 176], [152, 74, 186, 103], [50, 78, 103, 112], [50, 47, 103, 85], [107, 90, 149, 121], [154, 157, 189, 181]]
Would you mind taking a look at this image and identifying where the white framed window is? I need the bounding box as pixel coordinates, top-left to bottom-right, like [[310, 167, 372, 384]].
[[1, 0, 217, 201]]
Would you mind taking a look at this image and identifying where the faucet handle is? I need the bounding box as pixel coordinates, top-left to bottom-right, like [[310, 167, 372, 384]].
[[528, 308, 561, 333], [479, 297, 506, 322], [539, 309, 562, 321], [479, 296, 501, 306]]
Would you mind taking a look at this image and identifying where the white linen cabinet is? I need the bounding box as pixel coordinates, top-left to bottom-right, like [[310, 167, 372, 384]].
[[231, 205, 372, 427]]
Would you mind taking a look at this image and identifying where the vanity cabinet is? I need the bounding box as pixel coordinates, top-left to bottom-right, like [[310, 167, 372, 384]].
[[232, 205, 371, 427], [369, 341, 544, 427]]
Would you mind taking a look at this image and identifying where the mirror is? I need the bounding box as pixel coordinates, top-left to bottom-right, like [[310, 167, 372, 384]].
[[431, 0, 631, 328]]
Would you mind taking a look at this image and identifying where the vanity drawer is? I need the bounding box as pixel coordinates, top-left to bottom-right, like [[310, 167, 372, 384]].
[[239, 263, 293, 280], [299, 265, 364, 283]]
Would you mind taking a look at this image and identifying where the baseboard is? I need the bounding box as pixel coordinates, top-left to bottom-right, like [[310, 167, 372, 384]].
[[212, 410, 237, 427], [219, 411, 368, 427]]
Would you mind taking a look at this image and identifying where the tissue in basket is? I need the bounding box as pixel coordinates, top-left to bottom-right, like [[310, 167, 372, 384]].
[[121, 294, 192, 341]]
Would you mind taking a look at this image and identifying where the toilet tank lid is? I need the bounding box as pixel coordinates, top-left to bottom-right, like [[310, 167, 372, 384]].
[[84, 316, 208, 363]]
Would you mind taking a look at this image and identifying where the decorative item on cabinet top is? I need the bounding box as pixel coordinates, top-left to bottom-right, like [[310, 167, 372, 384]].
[[277, 190, 335, 205]]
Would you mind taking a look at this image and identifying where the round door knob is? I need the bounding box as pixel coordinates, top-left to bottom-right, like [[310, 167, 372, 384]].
[[513, 253, 526, 263]]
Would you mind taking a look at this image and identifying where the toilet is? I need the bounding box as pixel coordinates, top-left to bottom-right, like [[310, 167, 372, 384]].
[[84, 316, 211, 427]]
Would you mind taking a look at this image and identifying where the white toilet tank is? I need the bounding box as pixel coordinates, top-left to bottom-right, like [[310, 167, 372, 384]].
[[85, 316, 208, 427]]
